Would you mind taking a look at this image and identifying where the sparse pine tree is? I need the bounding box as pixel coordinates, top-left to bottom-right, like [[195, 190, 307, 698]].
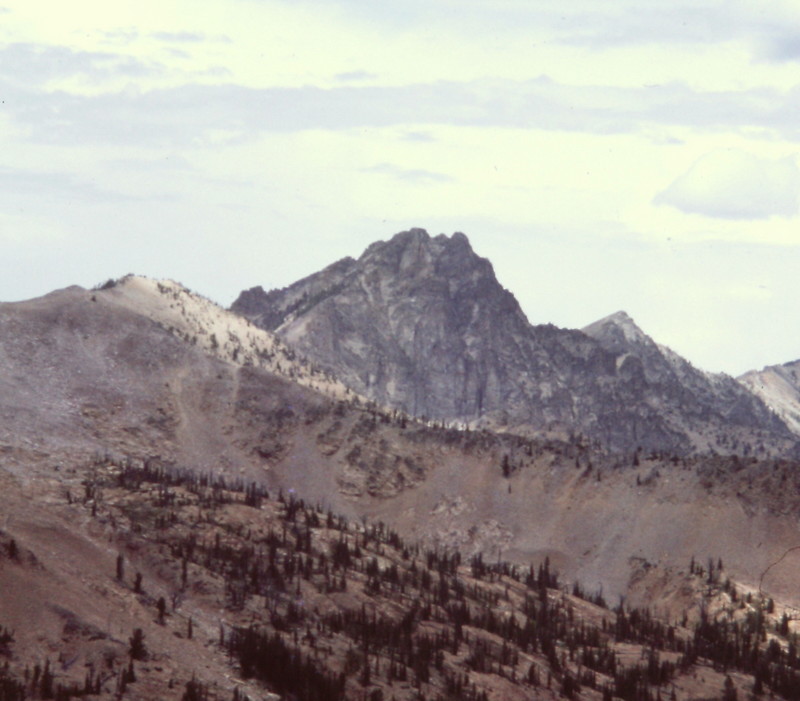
[[129, 628, 147, 660], [723, 675, 737, 701]]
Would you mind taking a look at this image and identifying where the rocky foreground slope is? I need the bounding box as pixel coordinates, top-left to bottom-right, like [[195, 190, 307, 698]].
[[232, 229, 795, 456], [3, 453, 797, 701]]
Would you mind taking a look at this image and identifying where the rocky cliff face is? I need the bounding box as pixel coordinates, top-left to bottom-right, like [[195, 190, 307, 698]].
[[232, 229, 794, 455]]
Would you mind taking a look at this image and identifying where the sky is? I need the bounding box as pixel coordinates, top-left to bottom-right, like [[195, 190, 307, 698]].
[[1, 0, 799, 376]]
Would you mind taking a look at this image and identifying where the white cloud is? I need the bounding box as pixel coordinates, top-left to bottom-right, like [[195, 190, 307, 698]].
[[334, 70, 378, 82], [151, 31, 208, 43], [758, 34, 800, 63], [0, 43, 161, 87], [401, 130, 436, 142], [654, 150, 800, 220], [361, 162, 454, 183], [0, 166, 140, 204], [8, 78, 800, 150]]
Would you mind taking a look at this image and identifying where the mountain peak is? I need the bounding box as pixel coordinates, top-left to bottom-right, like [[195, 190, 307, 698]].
[[361, 228, 476, 258], [605, 310, 634, 324], [230, 231, 794, 454], [360, 228, 430, 257], [582, 310, 652, 349], [356, 229, 491, 285]]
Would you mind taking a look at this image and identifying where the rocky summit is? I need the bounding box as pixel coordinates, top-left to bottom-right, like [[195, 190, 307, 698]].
[[233, 229, 794, 456]]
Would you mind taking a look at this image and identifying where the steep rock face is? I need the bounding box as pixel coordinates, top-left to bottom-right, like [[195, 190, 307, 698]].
[[234, 230, 537, 422], [232, 229, 794, 455]]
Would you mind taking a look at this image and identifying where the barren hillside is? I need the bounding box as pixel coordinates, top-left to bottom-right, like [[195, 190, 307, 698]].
[[2, 279, 800, 599], [2, 452, 799, 701]]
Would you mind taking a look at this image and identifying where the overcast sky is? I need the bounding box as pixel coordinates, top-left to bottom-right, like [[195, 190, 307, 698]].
[[1, 0, 799, 375]]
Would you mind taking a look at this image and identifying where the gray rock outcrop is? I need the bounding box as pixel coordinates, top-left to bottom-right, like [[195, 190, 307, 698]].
[[233, 229, 794, 455]]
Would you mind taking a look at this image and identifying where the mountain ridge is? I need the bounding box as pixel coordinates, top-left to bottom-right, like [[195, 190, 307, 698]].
[[3, 272, 798, 602], [6, 264, 800, 700], [232, 229, 796, 457]]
